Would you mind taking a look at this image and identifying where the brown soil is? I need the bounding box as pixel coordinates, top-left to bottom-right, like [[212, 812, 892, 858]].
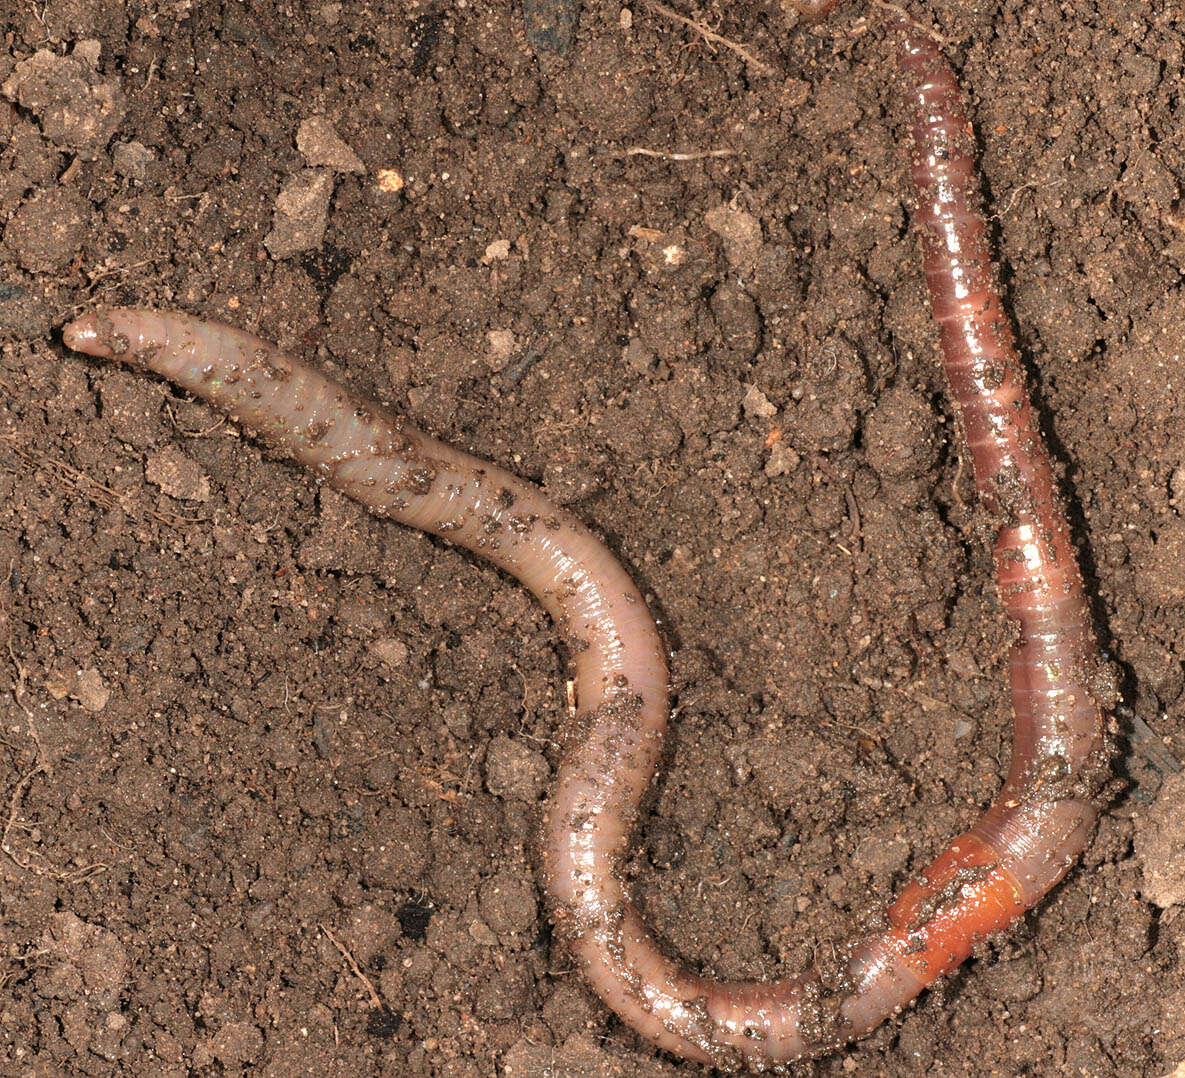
[[1, 1, 1183, 1075]]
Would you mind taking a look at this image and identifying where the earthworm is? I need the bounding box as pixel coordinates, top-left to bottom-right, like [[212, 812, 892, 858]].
[[59, 18, 1109, 1074]]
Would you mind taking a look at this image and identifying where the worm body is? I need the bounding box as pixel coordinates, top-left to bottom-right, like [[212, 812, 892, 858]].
[[60, 23, 1108, 1073], [898, 28, 1108, 906]]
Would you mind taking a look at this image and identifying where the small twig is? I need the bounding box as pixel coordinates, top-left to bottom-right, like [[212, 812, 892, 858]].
[[0, 765, 104, 880], [996, 177, 1065, 221], [164, 398, 227, 438], [626, 146, 736, 161], [2, 764, 46, 868], [641, 0, 773, 75], [319, 923, 387, 1013], [950, 451, 968, 515], [7, 641, 46, 772], [3, 559, 48, 773], [0, 599, 109, 880], [82, 258, 152, 292], [0, 433, 208, 529]]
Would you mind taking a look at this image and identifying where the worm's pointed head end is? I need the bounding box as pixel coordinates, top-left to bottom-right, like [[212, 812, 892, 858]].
[[62, 311, 128, 361], [62, 313, 99, 353]]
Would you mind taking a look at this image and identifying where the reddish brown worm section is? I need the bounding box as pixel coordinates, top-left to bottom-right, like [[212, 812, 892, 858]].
[[59, 22, 1108, 1073]]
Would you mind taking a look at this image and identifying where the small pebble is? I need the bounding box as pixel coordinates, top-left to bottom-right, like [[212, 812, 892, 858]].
[[486, 329, 516, 370], [742, 384, 777, 419], [371, 637, 409, 669], [376, 168, 405, 194], [483, 239, 511, 263], [71, 667, 109, 713]]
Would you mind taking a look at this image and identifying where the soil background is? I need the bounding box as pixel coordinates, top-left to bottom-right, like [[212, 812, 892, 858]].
[[0, 0, 1183, 1074]]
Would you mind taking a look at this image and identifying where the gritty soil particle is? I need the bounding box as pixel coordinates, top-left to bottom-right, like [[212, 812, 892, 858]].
[[1, 46, 126, 160], [1136, 771, 1185, 910], [864, 382, 941, 481], [485, 733, 551, 801], [297, 115, 366, 175], [42, 911, 129, 1012], [265, 168, 336, 259], [0, 1, 1181, 1076], [3, 186, 91, 273]]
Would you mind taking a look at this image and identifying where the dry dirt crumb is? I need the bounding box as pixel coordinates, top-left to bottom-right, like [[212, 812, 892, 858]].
[[704, 200, 763, 271], [110, 139, 154, 179], [265, 168, 334, 258], [3, 187, 91, 273], [42, 912, 129, 1011], [2, 47, 125, 159], [1136, 772, 1185, 909], [69, 666, 109, 713], [144, 445, 210, 502], [297, 115, 365, 174], [485, 734, 550, 801]]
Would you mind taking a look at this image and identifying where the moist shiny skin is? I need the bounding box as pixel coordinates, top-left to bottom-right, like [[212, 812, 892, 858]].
[[60, 22, 1108, 1072]]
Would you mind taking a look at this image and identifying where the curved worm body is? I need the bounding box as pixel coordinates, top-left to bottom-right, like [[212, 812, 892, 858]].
[[60, 25, 1108, 1072]]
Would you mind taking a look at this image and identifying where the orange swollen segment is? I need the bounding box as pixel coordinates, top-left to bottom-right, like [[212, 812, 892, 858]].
[[886, 833, 1027, 983]]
